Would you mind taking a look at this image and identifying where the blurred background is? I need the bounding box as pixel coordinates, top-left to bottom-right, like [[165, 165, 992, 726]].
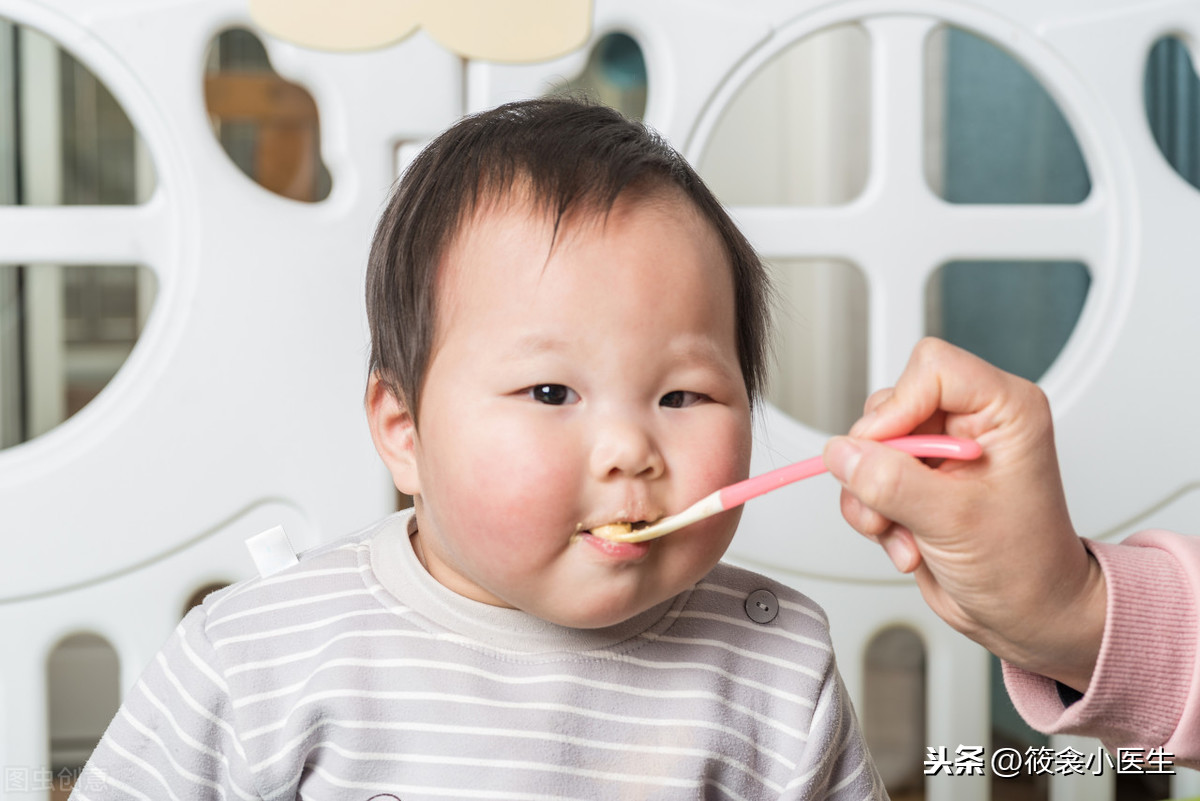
[[2, 3, 1199, 799]]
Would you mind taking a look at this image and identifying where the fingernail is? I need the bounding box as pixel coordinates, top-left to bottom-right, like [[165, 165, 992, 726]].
[[880, 533, 917, 573], [825, 438, 863, 483]]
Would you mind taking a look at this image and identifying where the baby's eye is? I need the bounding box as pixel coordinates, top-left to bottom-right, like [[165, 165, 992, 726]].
[[528, 384, 579, 405], [660, 390, 707, 408]]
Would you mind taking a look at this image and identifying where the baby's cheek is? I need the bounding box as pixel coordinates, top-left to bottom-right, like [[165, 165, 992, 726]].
[[508, 459, 578, 530], [692, 418, 752, 489], [463, 431, 578, 535]]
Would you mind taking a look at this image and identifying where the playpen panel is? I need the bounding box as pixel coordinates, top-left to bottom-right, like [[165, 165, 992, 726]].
[[2, 1, 1198, 798]]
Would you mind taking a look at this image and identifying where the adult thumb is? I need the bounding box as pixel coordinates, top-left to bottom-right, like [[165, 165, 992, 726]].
[[824, 436, 944, 527]]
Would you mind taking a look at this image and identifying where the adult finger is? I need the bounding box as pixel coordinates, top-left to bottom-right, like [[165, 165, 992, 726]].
[[824, 435, 959, 534], [850, 338, 1016, 441]]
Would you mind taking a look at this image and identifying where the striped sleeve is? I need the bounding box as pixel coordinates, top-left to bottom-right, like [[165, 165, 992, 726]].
[[71, 607, 261, 801], [786, 667, 885, 800]]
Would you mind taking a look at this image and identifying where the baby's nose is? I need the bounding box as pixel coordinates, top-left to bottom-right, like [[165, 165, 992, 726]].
[[589, 417, 664, 480]]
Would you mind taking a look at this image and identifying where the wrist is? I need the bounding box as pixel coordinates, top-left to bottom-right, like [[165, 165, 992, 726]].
[[1029, 551, 1106, 692], [976, 548, 1106, 693], [1006, 535, 1198, 743]]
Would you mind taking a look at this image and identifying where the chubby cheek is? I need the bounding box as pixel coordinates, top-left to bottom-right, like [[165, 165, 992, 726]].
[[689, 412, 753, 498], [656, 414, 751, 569], [444, 416, 582, 557], [665, 507, 743, 568]]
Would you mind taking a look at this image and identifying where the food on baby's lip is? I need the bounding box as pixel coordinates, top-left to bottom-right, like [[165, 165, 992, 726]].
[[590, 521, 649, 541], [591, 522, 633, 540]]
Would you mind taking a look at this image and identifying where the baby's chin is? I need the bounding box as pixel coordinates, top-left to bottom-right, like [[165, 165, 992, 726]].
[[531, 577, 693, 630], [544, 603, 662, 630], [507, 585, 653, 630]]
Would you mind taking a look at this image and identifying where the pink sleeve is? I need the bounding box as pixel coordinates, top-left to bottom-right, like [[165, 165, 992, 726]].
[[1002, 530, 1200, 766]]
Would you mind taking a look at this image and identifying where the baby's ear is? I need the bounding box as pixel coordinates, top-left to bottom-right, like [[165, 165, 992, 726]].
[[365, 373, 421, 495]]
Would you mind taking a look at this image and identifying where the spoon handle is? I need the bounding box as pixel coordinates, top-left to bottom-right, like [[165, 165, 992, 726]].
[[720, 434, 981, 509], [605, 435, 981, 543]]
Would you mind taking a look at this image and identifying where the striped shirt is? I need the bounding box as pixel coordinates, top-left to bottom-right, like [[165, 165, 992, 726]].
[[75, 511, 887, 800]]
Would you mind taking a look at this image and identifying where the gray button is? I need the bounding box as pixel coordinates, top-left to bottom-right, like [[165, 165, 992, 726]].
[[744, 589, 778, 624]]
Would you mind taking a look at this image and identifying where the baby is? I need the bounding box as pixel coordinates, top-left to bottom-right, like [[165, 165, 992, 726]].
[[75, 98, 886, 800]]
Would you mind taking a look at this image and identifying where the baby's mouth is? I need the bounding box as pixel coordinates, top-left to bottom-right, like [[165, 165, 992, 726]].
[[587, 521, 651, 541]]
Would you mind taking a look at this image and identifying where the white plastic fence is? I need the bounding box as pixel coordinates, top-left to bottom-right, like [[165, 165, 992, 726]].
[[1, 2, 1198, 800]]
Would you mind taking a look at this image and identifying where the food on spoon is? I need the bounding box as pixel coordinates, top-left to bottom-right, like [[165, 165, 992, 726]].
[[590, 522, 652, 542], [590, 522, 633, 540]]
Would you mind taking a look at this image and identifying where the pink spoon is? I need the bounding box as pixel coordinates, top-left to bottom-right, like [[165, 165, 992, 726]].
[[592, 435, 982, 543]]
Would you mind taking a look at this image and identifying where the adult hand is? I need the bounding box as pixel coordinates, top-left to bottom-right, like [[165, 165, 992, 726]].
[[823, 338, 1106, 691]]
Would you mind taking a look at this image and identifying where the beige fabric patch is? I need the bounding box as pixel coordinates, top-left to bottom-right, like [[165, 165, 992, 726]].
[[248, 0, 592, 62]]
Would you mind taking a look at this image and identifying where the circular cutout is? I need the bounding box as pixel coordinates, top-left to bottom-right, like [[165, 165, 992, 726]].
[[1144, 35, 1200, 191], [48, 633, 119, 774], [927, 260, 1090, 383], [698, 23, 869, 207], [547, 31, 647, 120], [763, 258, 869, 435], [924, 25, 1093, 382], [926, 25, 1091, 205], [0, 18, 158, 450], [697, 5, 1127, 582], [691, 8, 1120, 414], [0, 264, 157, 450], [864, 626, 925, 795], [204, 27, 332, 202]]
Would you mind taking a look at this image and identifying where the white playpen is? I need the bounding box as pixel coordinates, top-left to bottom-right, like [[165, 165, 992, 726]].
[[1, 1, 1199, 799]]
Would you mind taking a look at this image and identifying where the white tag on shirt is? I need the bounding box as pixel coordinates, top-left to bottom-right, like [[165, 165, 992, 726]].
[[245, 524, 299, 577]]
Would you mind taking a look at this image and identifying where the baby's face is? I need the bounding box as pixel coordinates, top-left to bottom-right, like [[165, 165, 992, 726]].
[[406, 189, 751, 628]]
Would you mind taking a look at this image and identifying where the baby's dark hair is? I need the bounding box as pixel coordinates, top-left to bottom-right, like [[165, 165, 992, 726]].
[[366, 96, 772, 420]]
